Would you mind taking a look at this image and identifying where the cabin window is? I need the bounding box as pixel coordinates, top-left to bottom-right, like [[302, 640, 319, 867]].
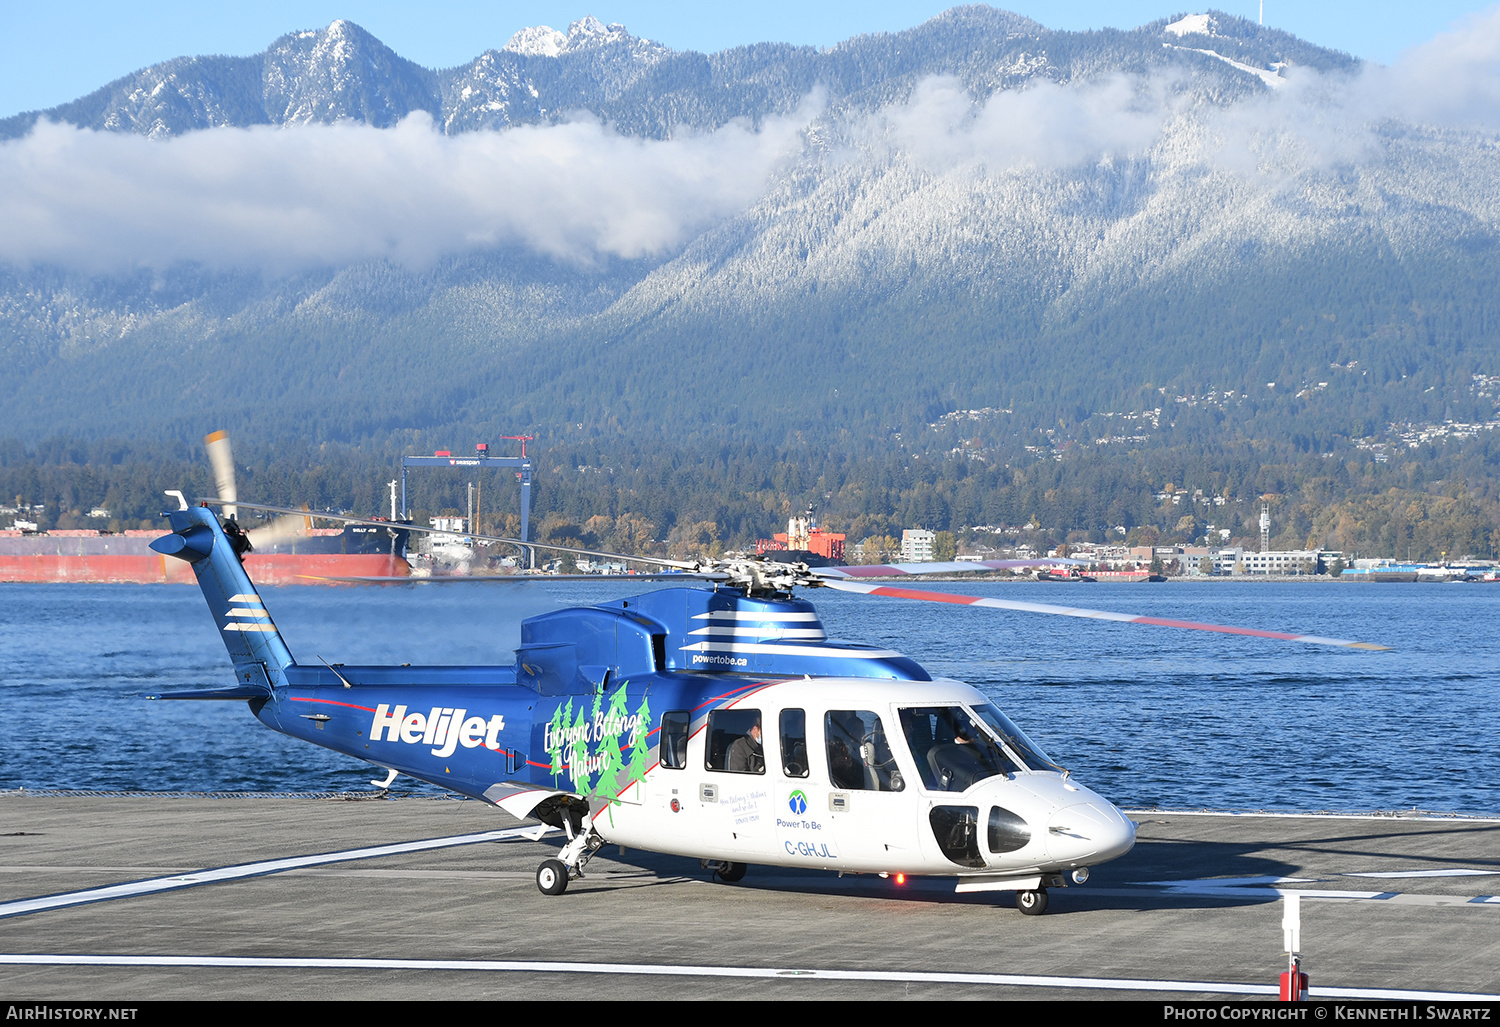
[[659, 711, 690, 769], [705, 709, 764, 774], [779, 708, 809, 778], [824, 710, 904, 792], [898, 706, 1018, 793]]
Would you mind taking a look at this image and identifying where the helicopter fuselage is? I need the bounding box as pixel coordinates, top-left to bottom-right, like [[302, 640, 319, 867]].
[[155, 503, 1134, 903], [262, 598, 1135, 887]]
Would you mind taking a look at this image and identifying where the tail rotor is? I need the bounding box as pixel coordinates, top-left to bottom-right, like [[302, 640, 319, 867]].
[[204, 430, 309, 551]]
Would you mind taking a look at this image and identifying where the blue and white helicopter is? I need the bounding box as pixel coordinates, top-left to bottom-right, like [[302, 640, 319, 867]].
[[150, 451, 1385, 915]]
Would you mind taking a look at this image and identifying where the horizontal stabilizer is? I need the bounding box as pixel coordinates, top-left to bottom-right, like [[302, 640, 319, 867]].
[[145, 684, 273, 701]]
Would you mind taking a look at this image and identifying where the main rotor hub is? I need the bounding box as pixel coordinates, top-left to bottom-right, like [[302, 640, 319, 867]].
[[695, 555, 821, 597]]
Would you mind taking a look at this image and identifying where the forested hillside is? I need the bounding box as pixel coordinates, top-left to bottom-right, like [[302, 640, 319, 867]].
[[2, 8, 1497, 558]]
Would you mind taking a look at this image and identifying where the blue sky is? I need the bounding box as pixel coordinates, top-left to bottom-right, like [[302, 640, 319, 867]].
[[3, 1, 1498, 117]]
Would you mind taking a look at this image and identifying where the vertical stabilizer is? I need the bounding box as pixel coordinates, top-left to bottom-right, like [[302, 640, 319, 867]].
[[152, 502, 294, 689]]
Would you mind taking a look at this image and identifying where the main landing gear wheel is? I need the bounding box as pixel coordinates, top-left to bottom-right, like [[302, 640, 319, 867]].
[[1016, 888, 1049, 915], [714, 861, 747, 883], [536, 858, 570, 895]]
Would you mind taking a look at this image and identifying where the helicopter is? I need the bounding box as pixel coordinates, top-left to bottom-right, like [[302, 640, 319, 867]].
[[148, 444, 1387, 915]]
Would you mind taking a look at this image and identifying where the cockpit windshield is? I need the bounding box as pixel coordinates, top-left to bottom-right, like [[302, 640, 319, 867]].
[[898, 706, 1020, 793], [969, 703, 1064, 773]]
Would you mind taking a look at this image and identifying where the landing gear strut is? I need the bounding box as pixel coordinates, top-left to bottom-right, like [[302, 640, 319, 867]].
[[534, 810, 604, 896], [703, 859, 747, 883], [1016, 887, 1049, 915]]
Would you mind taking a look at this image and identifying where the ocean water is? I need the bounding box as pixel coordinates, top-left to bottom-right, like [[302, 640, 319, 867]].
[[0, 579, 1495, 814]]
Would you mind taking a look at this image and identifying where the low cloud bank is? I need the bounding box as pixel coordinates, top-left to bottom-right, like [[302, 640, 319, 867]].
[[876, 73, 1171, 172], [0, 103, 816, 273], [4, 8, 1499, 274], [877, 6, 1500, 182]]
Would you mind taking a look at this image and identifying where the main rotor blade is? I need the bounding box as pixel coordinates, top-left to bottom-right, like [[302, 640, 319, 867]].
[[204, 431, 237, 521], [245, 511, 312, 550], [815, 558, 1085, 579], [301, 572, 731, 585], [204, 499, 697, 571], [821, 580, 1391, 650]]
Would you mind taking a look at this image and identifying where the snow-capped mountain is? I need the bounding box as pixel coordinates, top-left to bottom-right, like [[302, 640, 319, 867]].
[[2, 8, 1496, 445], [1, 7, 1350, 141]]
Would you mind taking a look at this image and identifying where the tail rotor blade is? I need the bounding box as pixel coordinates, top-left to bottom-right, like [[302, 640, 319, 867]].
[[204, 430, 237, 521], [821, 579, 1391, 651]]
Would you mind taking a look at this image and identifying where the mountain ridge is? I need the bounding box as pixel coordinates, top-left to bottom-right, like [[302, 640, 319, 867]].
[[1, 7, 1355, 140], [1, 7, 1493, 464]]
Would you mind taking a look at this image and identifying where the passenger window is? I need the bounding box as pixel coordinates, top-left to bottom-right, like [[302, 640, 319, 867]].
[[705, 709, 764, 774], [659, 711, 689, 770], [780, 709, 809, 778], [825, 710, 904, 791]]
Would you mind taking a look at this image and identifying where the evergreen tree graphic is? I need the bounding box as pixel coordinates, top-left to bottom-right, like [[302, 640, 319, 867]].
[[626, 692, 652, 792], [546, 699, 570, 785], [568, 701, 592, 794], [595, 681, 631, 802]]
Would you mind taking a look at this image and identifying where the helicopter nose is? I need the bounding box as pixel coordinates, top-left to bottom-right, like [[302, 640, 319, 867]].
[[1046, 800, 1136, 866]]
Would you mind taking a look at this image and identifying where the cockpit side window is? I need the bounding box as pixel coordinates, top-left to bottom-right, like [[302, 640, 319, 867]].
[[969, 703, 1063, 773], [659, 710, 689, 770], [825, 710, 904, 792], [899, 706, 1019, 792]]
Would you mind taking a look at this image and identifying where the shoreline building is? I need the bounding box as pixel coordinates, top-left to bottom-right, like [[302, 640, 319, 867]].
[[900, 529, 936, 563]]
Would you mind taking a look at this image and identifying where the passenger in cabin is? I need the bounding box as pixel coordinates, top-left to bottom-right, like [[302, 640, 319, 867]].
[[826, 711, 866, 790], [727, 717, 764, 774]]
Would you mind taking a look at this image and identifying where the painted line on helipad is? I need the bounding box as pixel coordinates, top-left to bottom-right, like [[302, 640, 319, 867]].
[[1344, 868, 1500, 878], [0, 827, 548, 920], [0, 954, 1495, 1001]]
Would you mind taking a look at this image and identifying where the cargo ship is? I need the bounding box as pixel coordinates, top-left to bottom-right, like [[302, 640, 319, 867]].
[[0, 522, 410, 585], [754, 509, 846, 567]]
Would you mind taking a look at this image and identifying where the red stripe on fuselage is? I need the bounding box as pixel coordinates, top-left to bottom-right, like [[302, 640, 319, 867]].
[[690, 681, 770, 713], [289, 696, 378, 712]]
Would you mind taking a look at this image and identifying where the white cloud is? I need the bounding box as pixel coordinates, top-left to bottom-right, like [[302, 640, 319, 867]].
[[877, 73, 1172, 172], [1376, 5, 1500, 130], [6, 6, 1500, 277], [0, 104, 816, 273], [866, 6, 1500, 185], [1191, 7, 1500, 180]]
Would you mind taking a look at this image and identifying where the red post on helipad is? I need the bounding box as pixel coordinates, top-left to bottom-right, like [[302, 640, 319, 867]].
[[1280, 892, 1308, 1001]]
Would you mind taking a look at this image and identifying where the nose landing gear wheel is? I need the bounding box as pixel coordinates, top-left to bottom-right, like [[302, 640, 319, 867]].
[[536, 858, 570, 895], [1016, 888, 1049, 915], [714, 861, 747, 883]]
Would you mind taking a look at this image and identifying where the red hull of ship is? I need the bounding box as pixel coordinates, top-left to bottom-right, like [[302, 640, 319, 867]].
[[0, 553, 409, 585]]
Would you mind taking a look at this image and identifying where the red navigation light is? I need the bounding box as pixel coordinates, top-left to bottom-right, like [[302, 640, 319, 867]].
[[895, 873, 906, 885]]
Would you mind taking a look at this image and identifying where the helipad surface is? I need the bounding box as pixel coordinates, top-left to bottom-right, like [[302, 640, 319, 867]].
[[1, 795, 1497, 1001]]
